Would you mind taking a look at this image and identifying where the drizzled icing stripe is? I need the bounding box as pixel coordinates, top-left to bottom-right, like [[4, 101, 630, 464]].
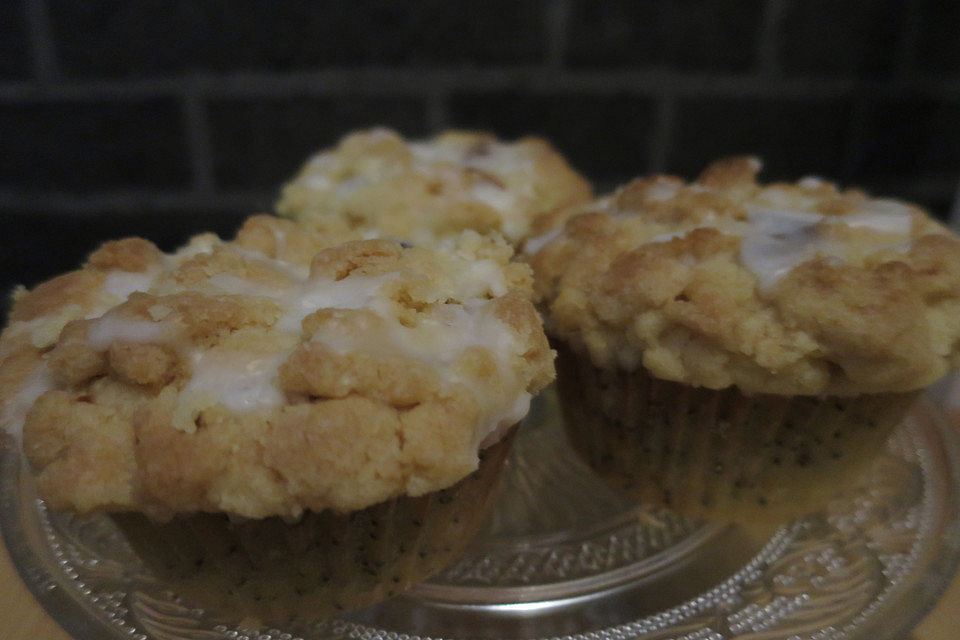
[[4, 237, 526, 450], [740, 205, 913, 289], [307, 298, 523, 448], [633, 202, 916, 290], [0, 238, 221, 439]]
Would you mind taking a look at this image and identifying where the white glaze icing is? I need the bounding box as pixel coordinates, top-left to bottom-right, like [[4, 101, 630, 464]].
[[191, 266, 399, 334], [454, 259, 509, 298], [758, 186, 820, 209], [470, 181, 518, 213], [4, 304, 84, 352], [1, 362, 52, 440], [181, 350, 288, 415], [840, 211, 913, 235], [467, 175, 529, 242], [14, 241, 212, 356], [644, 181, 682, 202], [271, 224, 288, 254], [2, 258, 171, 439], [175, 263, 521, 445], [841, 199, 914, 235], [304, 173, 333, 190], [292, 135, 540, 241], [747, 207, 823, 234], [276, 274, 397, 333], [478, 392, 531, 448], [648, 230, 690, 244], [169, 233, 220, 261], [306, 151, 337, 171], [409, 140, 533, 187], [87, 314, 169, 350], [231, 246, 311, 280], [207, 273, 278, 297], [335, 175, 369, 198], [466, 147, 532, 178], [523, 227, 563, 255], [103, 270, 157, 300], [859, 198, 914, 216], [739, 206, 914, 289], [310, 298, 523, 446], [740, 207, 834, 290], [798, 176, 828, 189], [741, 232, 826, 290], [407, 142, 465, 167]]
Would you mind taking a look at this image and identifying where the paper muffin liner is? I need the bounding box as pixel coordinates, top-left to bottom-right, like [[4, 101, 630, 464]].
[[554, 343, 919, 523], [113, 428, 516, 625]]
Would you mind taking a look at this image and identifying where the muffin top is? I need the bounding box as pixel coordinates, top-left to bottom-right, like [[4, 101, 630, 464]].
[[1, 215, 553, 520], [276, 128, 592, 247], [531, 157, 960, 396]]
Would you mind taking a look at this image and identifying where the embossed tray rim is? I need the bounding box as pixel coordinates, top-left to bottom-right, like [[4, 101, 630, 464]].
[[411, 519, 728, 604]]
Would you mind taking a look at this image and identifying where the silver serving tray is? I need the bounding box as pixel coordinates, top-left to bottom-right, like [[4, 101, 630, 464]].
[[2, 388, 960, 640]]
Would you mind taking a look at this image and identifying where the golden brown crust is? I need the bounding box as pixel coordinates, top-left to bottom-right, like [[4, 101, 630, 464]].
[[3, 216, 554, 519], [86, 238, 165, 272], [234, 213, 359, 265], [9, 270, 108, 323], [531, 157, 960, 395], [275, 128, 592, 247]]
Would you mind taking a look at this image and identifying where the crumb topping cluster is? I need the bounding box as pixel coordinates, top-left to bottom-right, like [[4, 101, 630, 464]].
[[1, 215, 553, 519], [531, 157, 960, 395], [276, 128, 591, 247]]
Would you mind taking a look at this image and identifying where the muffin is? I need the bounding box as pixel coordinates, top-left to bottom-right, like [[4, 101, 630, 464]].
[[0, 214, 554, 622], [276, 128, 592, 248], [530, 157, 960, 523]]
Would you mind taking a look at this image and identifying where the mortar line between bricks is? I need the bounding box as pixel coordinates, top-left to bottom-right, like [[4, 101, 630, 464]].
[[181, 89, 217, 194], [646, 95, 676, 173], [2, 175, 958, 216], [756, 0, 788, 77], [2, 70, 959, 102], [544, 0, 571, 69], [0, 190, 275, 214], [21, 0, 58, 82]]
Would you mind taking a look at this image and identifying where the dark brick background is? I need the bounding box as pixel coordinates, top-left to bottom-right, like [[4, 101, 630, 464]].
[[850, 97, 960, 182], [914, 0, 960, 74], [668, 97, 856, 181], [0, 2, 30, 80], [449, 92, 657, 181], [777, 0, 908, 78], [49, 1, 550, 77], [0, 98, 190, 191], [1, 0, 959, 317], [208, 96, 428, 189], [565, 0, 765, 71], [0, 209, 249, 300]]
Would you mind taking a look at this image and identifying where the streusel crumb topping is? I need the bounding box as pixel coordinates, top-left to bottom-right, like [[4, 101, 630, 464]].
[[531, 157, 960, 395], [1, 215, 553, 519], [276, 128, 591, 247]]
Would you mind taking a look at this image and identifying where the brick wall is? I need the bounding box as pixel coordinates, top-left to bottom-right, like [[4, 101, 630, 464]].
[[2, 0, 959, 308]]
